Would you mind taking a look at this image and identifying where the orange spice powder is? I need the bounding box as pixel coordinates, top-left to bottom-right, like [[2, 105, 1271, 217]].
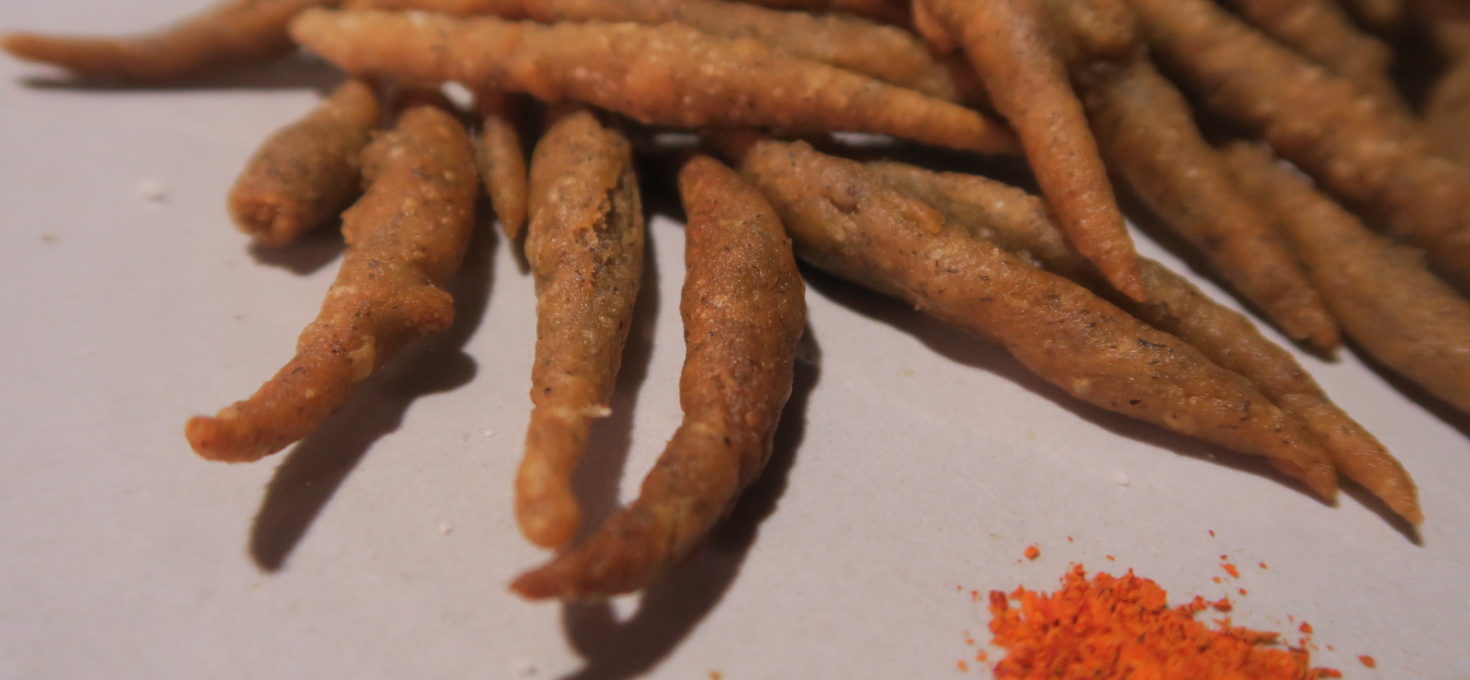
[[1023, 545, 1041, 561]]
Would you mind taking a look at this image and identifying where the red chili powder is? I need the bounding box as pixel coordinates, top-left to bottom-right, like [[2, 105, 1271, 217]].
[[1359, 655, 1376, 668], [1023, 545, 1041, 561]]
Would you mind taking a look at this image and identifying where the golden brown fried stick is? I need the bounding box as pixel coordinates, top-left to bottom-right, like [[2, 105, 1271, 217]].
[[473, 89, 528, 240], [718, 134, 1337, 499], [1125, 0, 1470, 293], [185, 100, 477, 462], [518, 109, 645, 549], [513, 155, 805, 600], [288, 9, 1018, 154], [1224, 143, 1470, 418], [2, 0, 337, 81], [870, 161, 1420, 524], [916, 0, 1143, 301], [1426, 60, 1470, 170], [228, 78, 379, 247]]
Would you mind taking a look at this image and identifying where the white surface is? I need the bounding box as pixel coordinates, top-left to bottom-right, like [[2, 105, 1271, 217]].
[[2, 3, 1468, 678]]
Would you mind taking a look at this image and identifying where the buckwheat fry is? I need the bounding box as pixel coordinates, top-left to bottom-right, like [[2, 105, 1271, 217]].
[[287, 9, 1018, 155], [186, 101, 477, 462], [1225, 143, 1470, 417], [3, 0, 337, 82], [722, 135, 1337, 499], [518, 109, 644, 549], [473, 89, 528, 240], [870, 161, 1420, 524], [229, 78, 379, 247], [513, 155, 805, 600]]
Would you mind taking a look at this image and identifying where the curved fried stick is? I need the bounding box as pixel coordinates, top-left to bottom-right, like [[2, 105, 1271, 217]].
[[1426, 59, 1470, 170], [3, 0, 337, 82], [229, 78, 379, 247], [916, 0, 1143, 301], [288, 10, 1018, 154], [1224, 143, 1470, 418], [186, 101, 477, 462], [1125, 0, 1470, 293], [518, 109, 645, 549], [513, 155, 805, 600], [473, 89, 528, 240], [869, 161, 1420, 524], [718, 135, 1337, 499]]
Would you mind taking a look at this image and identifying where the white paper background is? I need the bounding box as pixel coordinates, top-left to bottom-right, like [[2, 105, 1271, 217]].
[[2, 2, 1468, 678]]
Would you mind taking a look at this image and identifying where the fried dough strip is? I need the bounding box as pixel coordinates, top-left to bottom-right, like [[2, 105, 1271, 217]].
[[916, 0, 1143, 301], [288, 10, 1018, 154], [1224, 143, 1470, 418], [513, 155, 805, 600], [1125, 0, 1470, 292], [718, 135, 1337, 499], [473, 89, 529, 240], [518, 109, 645, 549], [185, 101, 477, 462], [228, 79, 379, 247], [870, 161, 1420, 524], [2, 0, 336, 81]]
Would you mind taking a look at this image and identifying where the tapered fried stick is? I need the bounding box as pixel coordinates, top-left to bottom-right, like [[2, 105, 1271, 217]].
[[1224, 143, 1470, 418], [1125, 0, 1470, 293], [2, 0, 337, 82], [513, 155, 805, 600], [518, 109, 645, 549], [870, 161, 1420, 524], [288, 10, 1018, 154], [229, 78, 379, 247], [473, 89, 528, 240], [718, 135, 1337, 499], [186, 100, 477, 462], [916, 0, 1143, 301]]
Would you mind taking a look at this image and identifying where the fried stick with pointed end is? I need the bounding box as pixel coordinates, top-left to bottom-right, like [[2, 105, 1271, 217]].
[[513, 155, 805, 600], [716, 134, 1337, 500], [229, 79, 379, 247], [517, 109, 644, 549], [915, 0, 1143, 301], [3, 0, 337, 82], [473, 89, 528, 240], [185, 100, 477, 463], [287, 9, 1017, 155], [869, 160, 1420, 524]]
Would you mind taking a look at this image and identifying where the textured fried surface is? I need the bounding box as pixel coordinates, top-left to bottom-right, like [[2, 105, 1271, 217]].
[[518, 109, 644, 549], [228, 79, 379, 247], [513, 155, 804, 600], [186, 103, 477, 462], [473, 89, 528, 240], [288, 9, 1017, 154]]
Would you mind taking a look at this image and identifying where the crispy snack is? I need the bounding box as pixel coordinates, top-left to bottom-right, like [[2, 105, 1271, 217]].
[[288, 9, 1018, 154], [1225, 142, 1470, 418], [518, 109, 644, 549], [513, 155, 805, 600], [870, 161, 1421, 524], [916, 0, 1143, 301], [1125, 0, 1470, 292], [228, 78, 379, 247], [473, 89, 528, 240], [1426, 60, 1470, 170], [186, 101, 477, 462], [719, 135, 1337, 499], [2, 0, 336, 81]]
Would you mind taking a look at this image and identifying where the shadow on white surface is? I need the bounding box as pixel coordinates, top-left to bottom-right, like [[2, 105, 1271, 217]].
[[247, 222, 346, 276], [17, 54, 344, 94]]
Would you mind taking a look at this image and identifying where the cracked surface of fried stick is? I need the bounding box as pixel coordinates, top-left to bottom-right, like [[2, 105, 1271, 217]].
[[185, 102, 477, 462], [3, 0, 338, 81], [288, 10, 1016, 154], [473, 89, 528, 240], [518, 109, 644, 550], [870, 160, 1419, 524], [719, 135, 1336, 499], [513, 155, 805, 600]]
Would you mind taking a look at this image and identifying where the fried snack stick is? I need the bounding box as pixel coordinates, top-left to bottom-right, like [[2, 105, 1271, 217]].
[[718, 135, 1337, 499], [1125, 0, 1470, 293], [287, 10, 1018, 155], [518, 109, 644, 549], [2, 0, 337, 82], [513, 155, 805, 600], [186, 101, 477, 462], [869, 161, 1420, 524], [228, 79, 379, 247], [1225, 143, 1470, 417], [473, 89, 528, 240], [916, 0, 1143, 302]]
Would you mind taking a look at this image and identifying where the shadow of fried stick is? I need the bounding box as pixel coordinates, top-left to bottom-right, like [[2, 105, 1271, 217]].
[[248, 223, 498, 572]]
